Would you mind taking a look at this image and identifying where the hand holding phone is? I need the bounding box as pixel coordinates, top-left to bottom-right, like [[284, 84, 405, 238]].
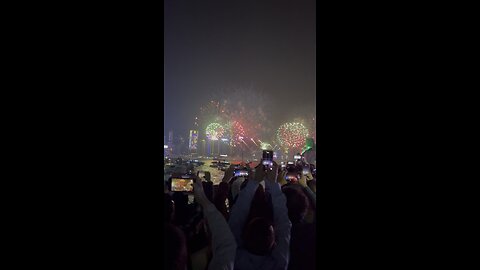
[[262, 160, 273, 167], [277, 171, 288, 186], [262, 150, 274, 160], [254, 163, 266, 182], [262, 150, 274, 171], [265, 161, 278, 183], [298, 174, 308, 187]]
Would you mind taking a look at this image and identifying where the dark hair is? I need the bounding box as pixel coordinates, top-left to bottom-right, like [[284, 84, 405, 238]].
[[165, 223, 187, 270], [243, 217, 275, 256], [283, 187, 309, 223], [287, 163, 301, 175]]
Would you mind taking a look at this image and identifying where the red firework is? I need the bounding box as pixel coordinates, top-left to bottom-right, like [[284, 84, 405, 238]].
[[229, 121, 246, 146]]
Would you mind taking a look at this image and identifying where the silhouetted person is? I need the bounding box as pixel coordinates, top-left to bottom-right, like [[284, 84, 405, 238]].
[[193, 176, 236, 270], [165, 223, 188, 270], [282, 178, 316, 270], [229, 162, 291, 270]]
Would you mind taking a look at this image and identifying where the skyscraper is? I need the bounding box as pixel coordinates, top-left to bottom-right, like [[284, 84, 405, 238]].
[[168, 131, 174, 155], [189, 130, 198, 152]]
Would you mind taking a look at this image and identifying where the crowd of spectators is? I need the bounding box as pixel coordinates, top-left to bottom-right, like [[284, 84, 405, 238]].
[[163, 155, 316, 270]]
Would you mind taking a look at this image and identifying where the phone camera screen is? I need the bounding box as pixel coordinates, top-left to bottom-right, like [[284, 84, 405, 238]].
[[171, 178, 193, 192]]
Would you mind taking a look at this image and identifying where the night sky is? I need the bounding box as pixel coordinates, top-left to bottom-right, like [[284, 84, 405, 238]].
[[164, 0, 316, 137]]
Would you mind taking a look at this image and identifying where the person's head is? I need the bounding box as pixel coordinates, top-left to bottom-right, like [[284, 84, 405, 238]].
[[165, 223, 187, 270], [285, 172, 300, 184], [243, 217, 275, 256], [287, 163, 302, 174], [283, 187, 309, 223]]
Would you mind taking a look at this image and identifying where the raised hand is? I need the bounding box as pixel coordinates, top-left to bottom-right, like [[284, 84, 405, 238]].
[[266, 161, 279, 183], [193, 176, 209, 206], [222, 164, 236, 183], [277, 170, 287, 186], [254, 163, 265, 182], [298, 174, 308, 187]]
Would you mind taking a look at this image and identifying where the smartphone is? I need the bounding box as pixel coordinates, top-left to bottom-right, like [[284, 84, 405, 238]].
[[171, 178, 194, 192], [302, 168, 310, 176], [262, 150, 273, 160], [287, 161, 294, 165], [294, 155, 301, 160], [234, 169, 249, 177], [262, 150, 274, 169], [285, 173, 299, 183], [262, 160, 273, 166]]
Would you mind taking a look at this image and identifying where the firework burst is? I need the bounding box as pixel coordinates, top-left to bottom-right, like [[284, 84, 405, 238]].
[[260, 142, 273, 150], [226, 120, 246, 147], [199, 100, 227, 130], [209, 86, 272, 140], [206, 122, 224, 140], [276, 122, 309, 150]]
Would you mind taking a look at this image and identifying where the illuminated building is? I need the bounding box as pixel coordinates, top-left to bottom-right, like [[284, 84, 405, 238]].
[[189, 130, 198, 153]]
